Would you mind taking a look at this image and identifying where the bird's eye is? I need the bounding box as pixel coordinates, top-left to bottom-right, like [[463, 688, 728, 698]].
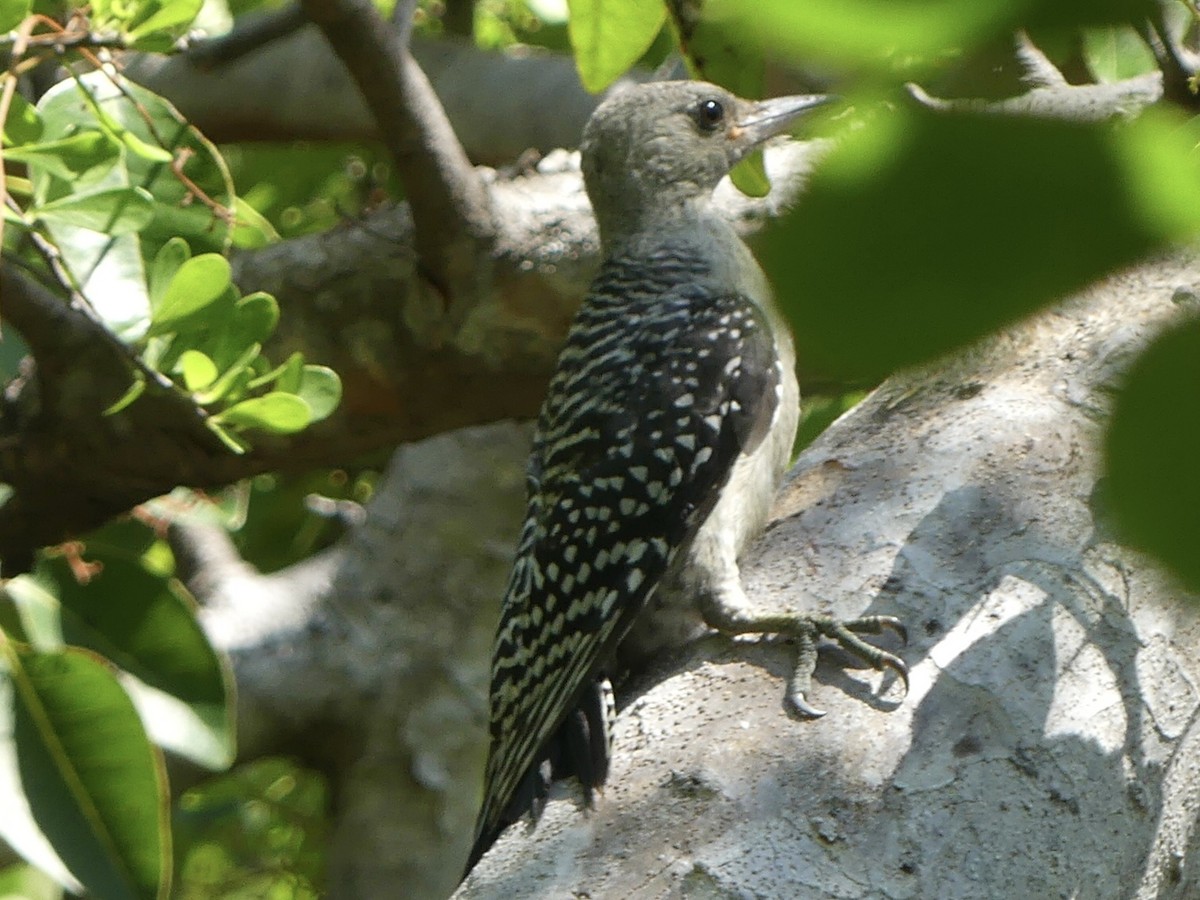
[[694, 98, 725, 132]]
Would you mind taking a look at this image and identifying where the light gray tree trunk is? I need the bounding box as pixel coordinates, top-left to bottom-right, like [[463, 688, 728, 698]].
[[460, 248, 1200, 899]]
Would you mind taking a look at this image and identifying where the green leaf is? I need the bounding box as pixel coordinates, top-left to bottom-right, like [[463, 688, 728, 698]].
[[43, 552, 234, 769], [4, 576, 64, 649], [33, 222, 153, 341], [248, 350, 302, 392], [0, 0, 30, 32], [2, 131, 117, 180], [194, 342, 261, 405], [0, 663, 83, 896], [1082, 25, 1157, 83], [763, 104, 1200, 380], [36, 72, 237, 257], [294, 366, 342, 423], [568, 0, 667, 92], [231, 292, 280, 348], [91, 0, 200, 41], [176, 350, 217, 392], [271, 352, 306, 394], [148, 237, 191, 308], [148, 254, 232, 334], [214, 393, 313, 434], [1105, 316, 1200, 592], [127, 0, 202, 42], [1, 92, 43, 146], [104, 376, 146, 416], [730, 151, 771, 198], [229, 196, 280, 249], [722, 0, 1153, 75], [33, 187, 154, 235], [205, 420, 250, 454], [2, 644, 169, 899]]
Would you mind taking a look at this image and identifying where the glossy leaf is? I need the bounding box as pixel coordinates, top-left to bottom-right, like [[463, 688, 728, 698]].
[[294, 366, 342, 423], [2, 644, 169, 899], [1, 133, 115, 180], [34, 187, 155, 235], [215, 393, 313, 434], [148, 254, 232, 333], [177, 350, 218, 392], [36, 72, 237, 257], [568, 0, 667, 92], [148, 237, 191, 308], [3, 577, 63, 649], [39, 551, 234, 770], [194, 342, 262, 405]]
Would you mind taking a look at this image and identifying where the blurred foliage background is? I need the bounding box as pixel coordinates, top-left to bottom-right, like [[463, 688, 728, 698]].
[[2, 0, 1198, 895]]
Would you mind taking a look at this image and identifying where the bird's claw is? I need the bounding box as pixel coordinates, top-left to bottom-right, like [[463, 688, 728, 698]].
[[786, 614, 909, 718]]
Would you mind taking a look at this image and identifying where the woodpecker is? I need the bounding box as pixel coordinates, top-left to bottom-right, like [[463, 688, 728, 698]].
[[470, 80, 906, 867]]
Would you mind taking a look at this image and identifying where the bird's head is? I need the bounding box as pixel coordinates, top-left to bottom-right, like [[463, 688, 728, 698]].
[[580, 80, 831, 244]]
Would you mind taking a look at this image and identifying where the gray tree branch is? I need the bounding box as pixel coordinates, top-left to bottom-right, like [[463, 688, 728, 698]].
[[459, 247, 1200, 900], [299, 0, 495, 303], [165, 246, 1200, 899], [122, 25, 643, 164]]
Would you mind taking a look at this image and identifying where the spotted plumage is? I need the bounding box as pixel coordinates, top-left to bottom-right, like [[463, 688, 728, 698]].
[[476, 243, 780, 845], [468, 80, 906, 873]]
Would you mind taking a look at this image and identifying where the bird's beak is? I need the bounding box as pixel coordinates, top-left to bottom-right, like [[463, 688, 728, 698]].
[[732, 94, 834, 152]]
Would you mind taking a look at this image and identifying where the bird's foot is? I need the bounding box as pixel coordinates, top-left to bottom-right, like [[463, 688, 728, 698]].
[[783, 614, 908, 718], [701, 592, 908, 717]]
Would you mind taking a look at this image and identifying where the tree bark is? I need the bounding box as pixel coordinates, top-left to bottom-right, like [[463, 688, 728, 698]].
[[167, 244, 1200, 898], [457, 248, 1200, 898]]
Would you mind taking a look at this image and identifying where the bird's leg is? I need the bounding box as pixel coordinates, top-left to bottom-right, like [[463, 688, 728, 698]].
[[698, 574, 908, 718]]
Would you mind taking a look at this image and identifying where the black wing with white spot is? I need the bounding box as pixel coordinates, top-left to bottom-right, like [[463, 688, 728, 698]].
[[474, 247, 782, 848]]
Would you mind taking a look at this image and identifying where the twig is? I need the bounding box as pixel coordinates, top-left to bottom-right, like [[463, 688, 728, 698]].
[[299, 0, 495, 306], [186, 5, 310, 69], [1138, 10, 1199, 107]]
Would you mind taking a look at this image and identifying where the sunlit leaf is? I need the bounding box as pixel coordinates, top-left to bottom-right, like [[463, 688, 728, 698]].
[[194, 343, 261, 405], [37, 72, 236, 257], [148, 254, 232, 333], [33, 187, 155, 235], [176, 350, 218, 392], [2, 644, 169, 899], [127, 0, 202, 42], [568, 0, 667, 92], [2, 132, 117, 181], [214, 393, 312, 434], [1, 92, 44, 147], [148, 237, 191, 308]]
